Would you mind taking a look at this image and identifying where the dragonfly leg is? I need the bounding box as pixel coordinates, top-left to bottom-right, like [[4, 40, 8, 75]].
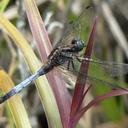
[[67, 59, 75, 70], [67, 60, 71, 70], [75, 56, 82, 62], [77, 58, 82, 62], [71, 60, 75, 70]]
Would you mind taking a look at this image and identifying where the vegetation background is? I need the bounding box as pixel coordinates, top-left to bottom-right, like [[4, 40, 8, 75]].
[[0, 0, 128, 128]]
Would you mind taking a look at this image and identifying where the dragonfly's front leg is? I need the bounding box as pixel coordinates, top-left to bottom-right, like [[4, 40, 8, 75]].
[[73, 55, 82, 63], [76, 57, 82, 62]]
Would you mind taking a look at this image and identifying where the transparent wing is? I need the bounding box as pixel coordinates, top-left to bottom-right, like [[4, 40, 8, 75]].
[[87, 75, 127, 91], [54, 5, 95, 48], [59, 54, 128, 77], [83, 57, 128, 77], [59, 65, 128, 91]]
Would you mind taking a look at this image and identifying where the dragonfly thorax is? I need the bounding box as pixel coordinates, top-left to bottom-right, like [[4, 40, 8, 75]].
[[70, 38, 85, 52]]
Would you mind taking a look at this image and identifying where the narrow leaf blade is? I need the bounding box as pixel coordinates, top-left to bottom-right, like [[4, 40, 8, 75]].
[[69, 17, 97, 127], [24, 0, 71, 127]]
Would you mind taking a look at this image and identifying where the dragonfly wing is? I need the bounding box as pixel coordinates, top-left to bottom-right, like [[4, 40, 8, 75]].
[[59, 65, 127, 91], [87, 75, 127, 91], [86, 58, 128, 77], [54, 5, 95, 48]]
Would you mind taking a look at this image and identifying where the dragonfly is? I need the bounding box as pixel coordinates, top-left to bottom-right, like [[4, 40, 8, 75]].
[[0, 5, 128, 104]]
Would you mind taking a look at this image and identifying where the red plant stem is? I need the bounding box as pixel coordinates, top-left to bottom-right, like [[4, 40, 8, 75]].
[[69, 17, 98, 127]]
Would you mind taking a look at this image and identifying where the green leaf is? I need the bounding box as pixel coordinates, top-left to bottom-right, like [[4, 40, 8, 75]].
[[0, 0, 9, 13]]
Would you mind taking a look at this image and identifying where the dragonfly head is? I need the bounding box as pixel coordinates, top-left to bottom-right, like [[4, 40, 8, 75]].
[[71, 38, 85, 52]]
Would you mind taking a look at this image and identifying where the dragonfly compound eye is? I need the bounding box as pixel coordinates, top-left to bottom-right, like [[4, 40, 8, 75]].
[[70, 39, 84, 52], [76, 40, 85, 51]]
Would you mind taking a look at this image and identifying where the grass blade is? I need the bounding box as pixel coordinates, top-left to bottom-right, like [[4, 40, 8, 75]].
[[0, 69, 31, 128]]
